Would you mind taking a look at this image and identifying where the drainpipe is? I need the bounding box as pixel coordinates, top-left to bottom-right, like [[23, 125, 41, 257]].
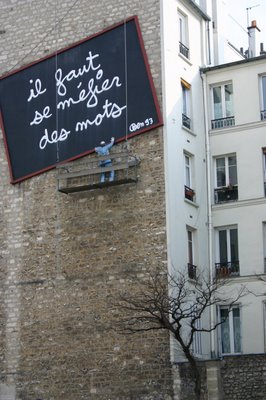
[[201, 71, 216, 358]]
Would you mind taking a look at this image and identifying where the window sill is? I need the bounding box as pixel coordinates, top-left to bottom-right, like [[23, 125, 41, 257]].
[[178, 52, 192, 66], [184, 198, 199, 208], [182, 124, 196, 136], [220, 352, 242, 357]]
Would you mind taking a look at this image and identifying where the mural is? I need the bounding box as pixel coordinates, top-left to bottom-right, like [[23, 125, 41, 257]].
[[0, 16, 162, 183]]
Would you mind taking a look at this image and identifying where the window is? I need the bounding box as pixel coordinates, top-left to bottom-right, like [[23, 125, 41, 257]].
[[263, 148, 266, 196], [178, 11, 189, 58], [215, 226, 239, 277], [187, 228, 197, 279], [260, 75, 266, 120], [191, 315, 202, 355], [211, 83, 234, 129], [184, 153, 195, 201], [263, 301, 266, 353], [219, 305, 241, 354], [181, 79, 191, 129], [263, 222, 266, 272], [214, 155, 238, 203]]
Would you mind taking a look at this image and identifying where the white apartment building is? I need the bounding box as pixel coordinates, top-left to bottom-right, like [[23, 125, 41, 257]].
[[202, 56, 266, 355], [161, 0, 266, 361]]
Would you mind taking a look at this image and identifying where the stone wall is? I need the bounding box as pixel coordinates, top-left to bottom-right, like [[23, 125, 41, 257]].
[[173, 355, 266, 400], [0, 1, 173, 399], [221, 354, 266, 400]]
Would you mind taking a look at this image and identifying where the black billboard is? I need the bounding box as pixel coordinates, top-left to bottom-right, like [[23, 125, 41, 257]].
[[0, 16, 163, 183]]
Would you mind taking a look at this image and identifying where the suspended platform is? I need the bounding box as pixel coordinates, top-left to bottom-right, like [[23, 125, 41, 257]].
[[56, 151, 140, 194]]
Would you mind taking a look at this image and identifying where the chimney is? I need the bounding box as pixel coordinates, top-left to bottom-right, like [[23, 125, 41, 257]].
[[248, 20, 261, 58]]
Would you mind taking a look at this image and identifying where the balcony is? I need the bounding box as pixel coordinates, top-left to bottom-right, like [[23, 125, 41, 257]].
[[188, 263, 197, 280], [182, 113, 191, 129], [214, 185, 238, 204], [184, 185, 195, 202], [215, 261, 240, 278], [211, 116, 235, 130], [261, 110, 266, 120], [179, 41, 189, 59]]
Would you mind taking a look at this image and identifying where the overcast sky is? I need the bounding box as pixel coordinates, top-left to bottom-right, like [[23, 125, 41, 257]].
[[228, 0, 266, 50]]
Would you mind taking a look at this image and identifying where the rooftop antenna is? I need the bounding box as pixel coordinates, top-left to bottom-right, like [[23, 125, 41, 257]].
[[246, 4, 260, 28]]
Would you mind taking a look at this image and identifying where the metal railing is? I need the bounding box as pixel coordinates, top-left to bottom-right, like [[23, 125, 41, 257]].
[[184, 185, 195, 202], [179, 41, 189, 58], [215, 261, 240, 278], [57, 151, 140, 193], [182, 113, 191, 129], [214, 186, 238, 204], [211, 116, 235, 130], [188, 263, 197, 280]]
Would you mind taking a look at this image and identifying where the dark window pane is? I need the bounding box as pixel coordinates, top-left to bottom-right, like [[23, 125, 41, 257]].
[[219, 230, 227, 263], [216, 158, 226, 187], [230, 229, 238, 262], [228, 156, 237, 185]]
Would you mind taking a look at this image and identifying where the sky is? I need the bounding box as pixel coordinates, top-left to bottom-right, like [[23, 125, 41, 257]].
[[227, 0, 266, 51]]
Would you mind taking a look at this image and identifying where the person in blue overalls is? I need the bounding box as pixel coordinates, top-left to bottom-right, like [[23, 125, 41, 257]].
[[95, 137, 115, 183]]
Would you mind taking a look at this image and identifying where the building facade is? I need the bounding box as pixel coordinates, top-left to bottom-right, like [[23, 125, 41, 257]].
[[0, 1, 265, 399], [202, 56, 266, 356], [0, 1, 172, 399]]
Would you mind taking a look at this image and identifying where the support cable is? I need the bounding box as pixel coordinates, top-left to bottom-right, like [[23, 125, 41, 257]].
[[124, 19, 129, 147]]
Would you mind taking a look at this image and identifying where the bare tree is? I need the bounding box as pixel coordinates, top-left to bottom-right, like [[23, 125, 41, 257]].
[[116, 269, 246, 400]]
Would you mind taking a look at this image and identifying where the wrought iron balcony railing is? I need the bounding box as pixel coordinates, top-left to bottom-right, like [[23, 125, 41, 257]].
[[188, 263, 197, 280], [215, 261, 240, 278], [211, 116, 235, 130], [214, 185, 238, 204], [179, 41, 189, 58], [182, 113, 191, 129], [184, 185, 195, 202], [261, 110, 266, 120]]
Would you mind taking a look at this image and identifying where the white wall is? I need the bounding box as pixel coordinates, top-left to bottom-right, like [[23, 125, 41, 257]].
[[205, 57, 266, 354], [161, 0, 210, 360]]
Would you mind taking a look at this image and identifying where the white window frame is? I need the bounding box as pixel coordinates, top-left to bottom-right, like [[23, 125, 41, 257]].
[[218, 305, 242, 355], [215, 226, 239, 264], [260, 75, 266, 118], [187, 228, 194, 266], [263, 222, 266, 273], [182, 84, 191, 119], [186, 226, 198, 281], [211, 82, 234, 120], [178, 10, 188, 48], [191, 314, 202, 356], [263, 149, 266, 192], [181, 79, 192, 129], [214, 154, 237, 188], [184, 154, 192, 189]]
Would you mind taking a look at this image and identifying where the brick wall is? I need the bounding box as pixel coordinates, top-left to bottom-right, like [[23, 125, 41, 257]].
[[0, 1, 173, 399]]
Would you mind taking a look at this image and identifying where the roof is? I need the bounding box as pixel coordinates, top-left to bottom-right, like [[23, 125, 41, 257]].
[[201, 54, 266, 73]]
